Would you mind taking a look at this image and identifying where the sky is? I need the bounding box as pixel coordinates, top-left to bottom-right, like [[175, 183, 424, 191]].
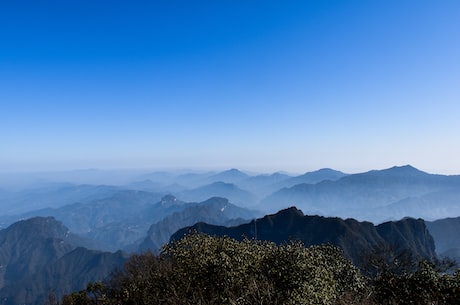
[[1, 0, 459, 174]]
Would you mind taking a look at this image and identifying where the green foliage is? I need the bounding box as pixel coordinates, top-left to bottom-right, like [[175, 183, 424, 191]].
[[61, 282, 109, 305], [371, 259, 460, 304], [161, 234, 366, 305], [63, 234, 366, 305], [62, 233, 460, 305]]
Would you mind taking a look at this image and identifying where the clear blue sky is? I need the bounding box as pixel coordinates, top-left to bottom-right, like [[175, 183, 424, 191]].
[[1, 0, 459, 174]]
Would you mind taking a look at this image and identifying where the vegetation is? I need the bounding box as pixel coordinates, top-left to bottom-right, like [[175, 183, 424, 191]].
[[61, 234, 460, 305]]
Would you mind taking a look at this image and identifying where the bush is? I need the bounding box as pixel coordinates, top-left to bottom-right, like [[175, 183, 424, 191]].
[[63, 234, 460, 305], [371, 259, 460, 304], [63, 234, 367, 305]]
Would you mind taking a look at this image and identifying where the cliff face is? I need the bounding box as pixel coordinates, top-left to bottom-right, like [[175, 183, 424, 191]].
[[376, 218, 436, 260], [171, 207, 437, 264], [0, 217, 126, 305]]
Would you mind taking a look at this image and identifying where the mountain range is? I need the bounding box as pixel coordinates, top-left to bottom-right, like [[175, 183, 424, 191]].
[[1, 192, 257, 252], [0, 205, 455, 304], [5, 165, 458, 225], [1, 165, 460, 304], [1, 165, 460, 253], [261, 165, 460, 222], [139, 196, 256, 252], [171, 207, 437, 265]]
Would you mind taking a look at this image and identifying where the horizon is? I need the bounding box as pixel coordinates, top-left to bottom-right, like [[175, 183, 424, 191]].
[[2, 1, 459, 174], [1, 163, 459, 177], [1, 162, 459, 177]]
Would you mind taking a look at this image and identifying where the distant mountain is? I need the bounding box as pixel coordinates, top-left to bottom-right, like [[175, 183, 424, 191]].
[[0, 184, 120, 216], [139, 197, 258, 252], [235, 172, 293, 198], [171, 207, 437, 265], [231, 169, 347, 200], [207, 169, 250, 184], [240, 172, 292, 187], [173, 172, 215, 188], [136, 171, 179, 185], [261, 165, 460, 222], [1, 188, 257, 252], [137, 171, 215, 189], [0, 217, 126, 305], [177, 182, 257, 206], [134, 169, 250, 189], [356, 188, 460, 223], [439, 248, 460, 263], [125, 179, 187, 193], [2, 191, 185, 251], [426, 217, 460, 259], [278, 168, 348, 189]]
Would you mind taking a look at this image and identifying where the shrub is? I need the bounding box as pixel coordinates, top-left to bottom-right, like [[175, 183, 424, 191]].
[[63, 234, 367, 305]]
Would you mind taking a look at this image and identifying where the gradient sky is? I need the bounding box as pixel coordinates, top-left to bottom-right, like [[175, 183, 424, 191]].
[[1, 0, 459, 174]]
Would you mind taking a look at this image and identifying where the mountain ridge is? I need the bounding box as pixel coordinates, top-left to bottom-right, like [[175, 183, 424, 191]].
[[171, 207, 437, 265], [0, 217, 126, 305], [260, 165, 460, 221]]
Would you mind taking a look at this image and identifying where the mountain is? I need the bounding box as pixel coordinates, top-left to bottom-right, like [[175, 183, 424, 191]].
[[260, 165, 460, 222], [137, 171, 214, 189], [2, 191, 186, 251], [136, 169, 250, 189], [1, 188, 256, 252], [207, 168, 250, 184], [171, 207, 437, 265], [277, 168, 348, 189], [0, 217, 126, 305], [376, 217, 436, 260], [0, 184, 120, 217], [356, 188, 460, 223], [235, 172, 293, 198], [177, 182, 257, 206], [139, 197, 258, 252], [426, 217, 460, 260], [126, 179, 187, 193], [232, 169, 346, 199]]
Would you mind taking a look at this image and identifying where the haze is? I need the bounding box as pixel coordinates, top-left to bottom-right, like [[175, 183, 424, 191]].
[[1, 1, 459, 174]]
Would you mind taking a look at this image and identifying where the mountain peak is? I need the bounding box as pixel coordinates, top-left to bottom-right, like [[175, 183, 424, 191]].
[[208, 169, 249, 183], [276, 206, 305, 217], [284, 168, 347, 186], [260, 206, 305, 225], [383, 165, 428, 176], [221, 168, 248, 176], [171, 208, 436, 264], [227, 168, 243, 173], [201, 196, 230, 206], [160, 194, 180, 206], [6, 216, 69, 239]]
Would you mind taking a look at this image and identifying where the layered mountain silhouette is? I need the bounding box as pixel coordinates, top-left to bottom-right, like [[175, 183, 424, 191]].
[[0, 184, 120, 218], [2, 165, 460, 304], [2, 190, 168, 251], [1, 192, 257, 252], [177, 182, 257, 206], [139, 196, 257, 252], [171, 207, 437, 265], [207, 168, 250, 184], [261, 165, 460, 222], [0, 217, 126, 305], [274, 168, 348, 189]]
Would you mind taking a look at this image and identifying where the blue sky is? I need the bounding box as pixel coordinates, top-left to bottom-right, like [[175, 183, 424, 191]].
[[1, 0, 459, 174]]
